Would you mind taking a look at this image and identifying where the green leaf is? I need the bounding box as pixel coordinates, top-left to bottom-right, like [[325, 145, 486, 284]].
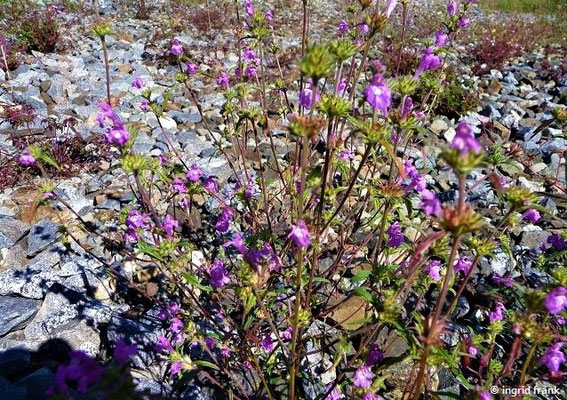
[[313, 277, 331, 283], [194, 360, 219, 370], [182, 273, 212, 293], [351, 270, 372, 283], [353, 287, 373, 302], [137, 241, 164, 261]]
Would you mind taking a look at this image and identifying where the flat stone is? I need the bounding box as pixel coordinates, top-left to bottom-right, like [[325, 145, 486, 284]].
[[26, 220, 61, 257], [429, 119, 448, 135], [13, 367, 54, 400], [0, 217, 30, 247], [0, 348, 31, 377], [0, 296, 41, 336]]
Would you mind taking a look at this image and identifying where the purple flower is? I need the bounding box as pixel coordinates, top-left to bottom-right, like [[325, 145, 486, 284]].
[[522, 209, 541, 223], [169, 302, 181, 315], [415, 46, 441, 78], [451, 122, 481, 155], [172, 178, 187, 194], [185, 62, 198, 75], [386, 0, 398, 17], [171, 38, 183, 56], [489, 302, 506, 322], [261, 336, 274, 352], [246, 65, 257, 78], [492, 274, 514, 288], [540, 343, 565, 372], [454, 255, 472, 275], [217, 71, 230, 89], [244, 0, 254, 16], [337, 78, 347, 94], [140, 100, 150, 111], [155, 335, 174, 353], [353, 365, 373, 388], [132, 76, 144, 89], [544, 287, 567, 315], [223, 233, 248, 255], [358, 23, 370, 35], [323, 384, 342, 400], [187, 164, 204, 182], [386, 222, 404, 248], [221, 347, 231, 357], [124, 230, 138, 243], [401, 96, 413, 120], [480, 391, 492, 400], [204, 337, 217, 350], [170, 361, 183, 376], [114, 339, 138, 364], [264, 9, 274, 20], [364, 74, 392, 114], [365, 344, 384, 366], [458, 17, 470, 28], [98, 103, 130, 147], [162, 214, 179, 239], [19, 148, 36, 166], [281, 326, 294, 340], [210, 259, 230, 289], [299, 86, 320, 109], [169, 317, 184, 334], [53, 351, 104, 394], [548, 234, 567, 250], [126, 210, 149, 229], [203, 176, 218, 193], [106, 126, 130, 147], [338, 148, 354, 161], [424, 260, 442, 281], [435, 29, 450, 46], [244, 184, 256, 198], [447, 0, 458, 15], [420, 189, 442, 217], [243, 47, 259, 64], [338, 20, 350, 35], [288, 220, 311, 248], [216, 207, 235, 233]]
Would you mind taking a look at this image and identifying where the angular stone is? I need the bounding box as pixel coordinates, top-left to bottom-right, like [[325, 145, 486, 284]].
[[0, 376, 26, 400], [0, 217, 30, 247], [26, 220, 61, 257], [107, 315, 160, 369], [13, 367, 54, 400], [0, 348, 31, 377], [0, 296, 41, 336]]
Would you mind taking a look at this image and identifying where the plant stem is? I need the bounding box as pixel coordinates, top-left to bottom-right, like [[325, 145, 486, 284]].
[[101, 36, 111, 104]]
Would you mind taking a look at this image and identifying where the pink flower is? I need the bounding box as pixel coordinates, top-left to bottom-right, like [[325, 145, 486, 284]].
[[223, 233, 248, 255], [364, 74, 391, 114], [353, 364, 373, 388], [140, 100, 150, 111], [424, 260, 442, 281], [261, 336, 274, 352], [281, 326, 294, 340], [401, 96, 413, 120], [126, 210, 149, 229], [337, 78, 347, 94], [155, 335, 173, 353], [479, 391, 492, 400], [246, 65, 257, 78], [113, 339, 138, 364], [358, 23, 370, 35], [171, 38, 183, 56], [362, 394, 381, 400], [162, 214, 179, 239], [540, 343, 565, 372], [98, 103, 130, 147], [19, 148, 36, 166], [458, 17, 470, 28], [244, 0, 254, 16], [203, 176, 218, 193], [288, 220, 311, 248], [451, 122, 481, 155], [264, 10, 274, 20], [545, 287, 567, 315], [522, 209, 541, 223]]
